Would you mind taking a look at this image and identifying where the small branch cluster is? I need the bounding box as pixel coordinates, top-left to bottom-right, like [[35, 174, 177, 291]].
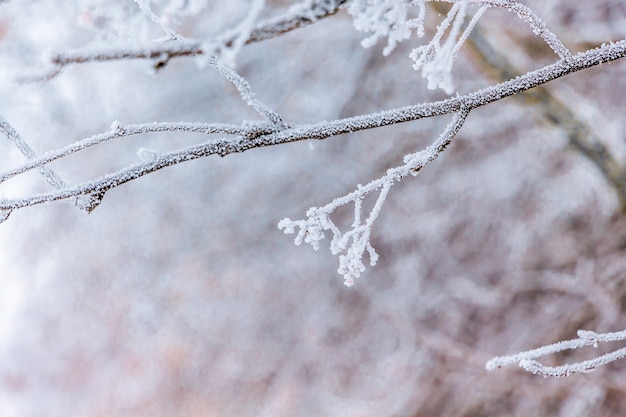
[[486, 329, 626, 377], [410, 1, 488, 93], [348, 0, 571, 94], [279, 108, 469, 286]]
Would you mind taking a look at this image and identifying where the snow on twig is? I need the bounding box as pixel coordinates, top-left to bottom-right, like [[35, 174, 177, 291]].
[[133, 0, 184, 41], [486, 329, 626, 377], [205, 56, 285, 126], [279, 108, 470, 286]]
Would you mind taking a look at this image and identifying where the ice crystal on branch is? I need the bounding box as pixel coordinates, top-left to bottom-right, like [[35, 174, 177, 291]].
[[347, 0, 487, 93]]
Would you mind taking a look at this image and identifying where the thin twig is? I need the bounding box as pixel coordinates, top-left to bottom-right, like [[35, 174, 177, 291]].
[[206, 56, 284, 126]]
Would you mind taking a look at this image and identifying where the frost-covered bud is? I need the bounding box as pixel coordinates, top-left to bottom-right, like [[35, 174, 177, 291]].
[[110, 120, 124, 133]]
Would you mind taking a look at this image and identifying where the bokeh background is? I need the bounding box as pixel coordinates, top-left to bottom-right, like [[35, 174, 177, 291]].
[[1, 0, 626, 416]]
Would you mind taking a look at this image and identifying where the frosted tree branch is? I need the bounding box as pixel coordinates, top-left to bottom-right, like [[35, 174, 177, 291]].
[[486, 329, 626, 377], [2, 39, 626, 221], [25, 0, 570, 97], [26, 0, 349, 81], [279, 108, 470, 286]]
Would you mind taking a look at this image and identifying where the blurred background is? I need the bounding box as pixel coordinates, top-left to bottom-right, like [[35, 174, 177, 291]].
[[1, 0, 626, 415]]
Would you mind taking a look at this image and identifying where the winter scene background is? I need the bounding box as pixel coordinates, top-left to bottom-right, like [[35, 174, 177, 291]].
[[1, 0, 626, 416]]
